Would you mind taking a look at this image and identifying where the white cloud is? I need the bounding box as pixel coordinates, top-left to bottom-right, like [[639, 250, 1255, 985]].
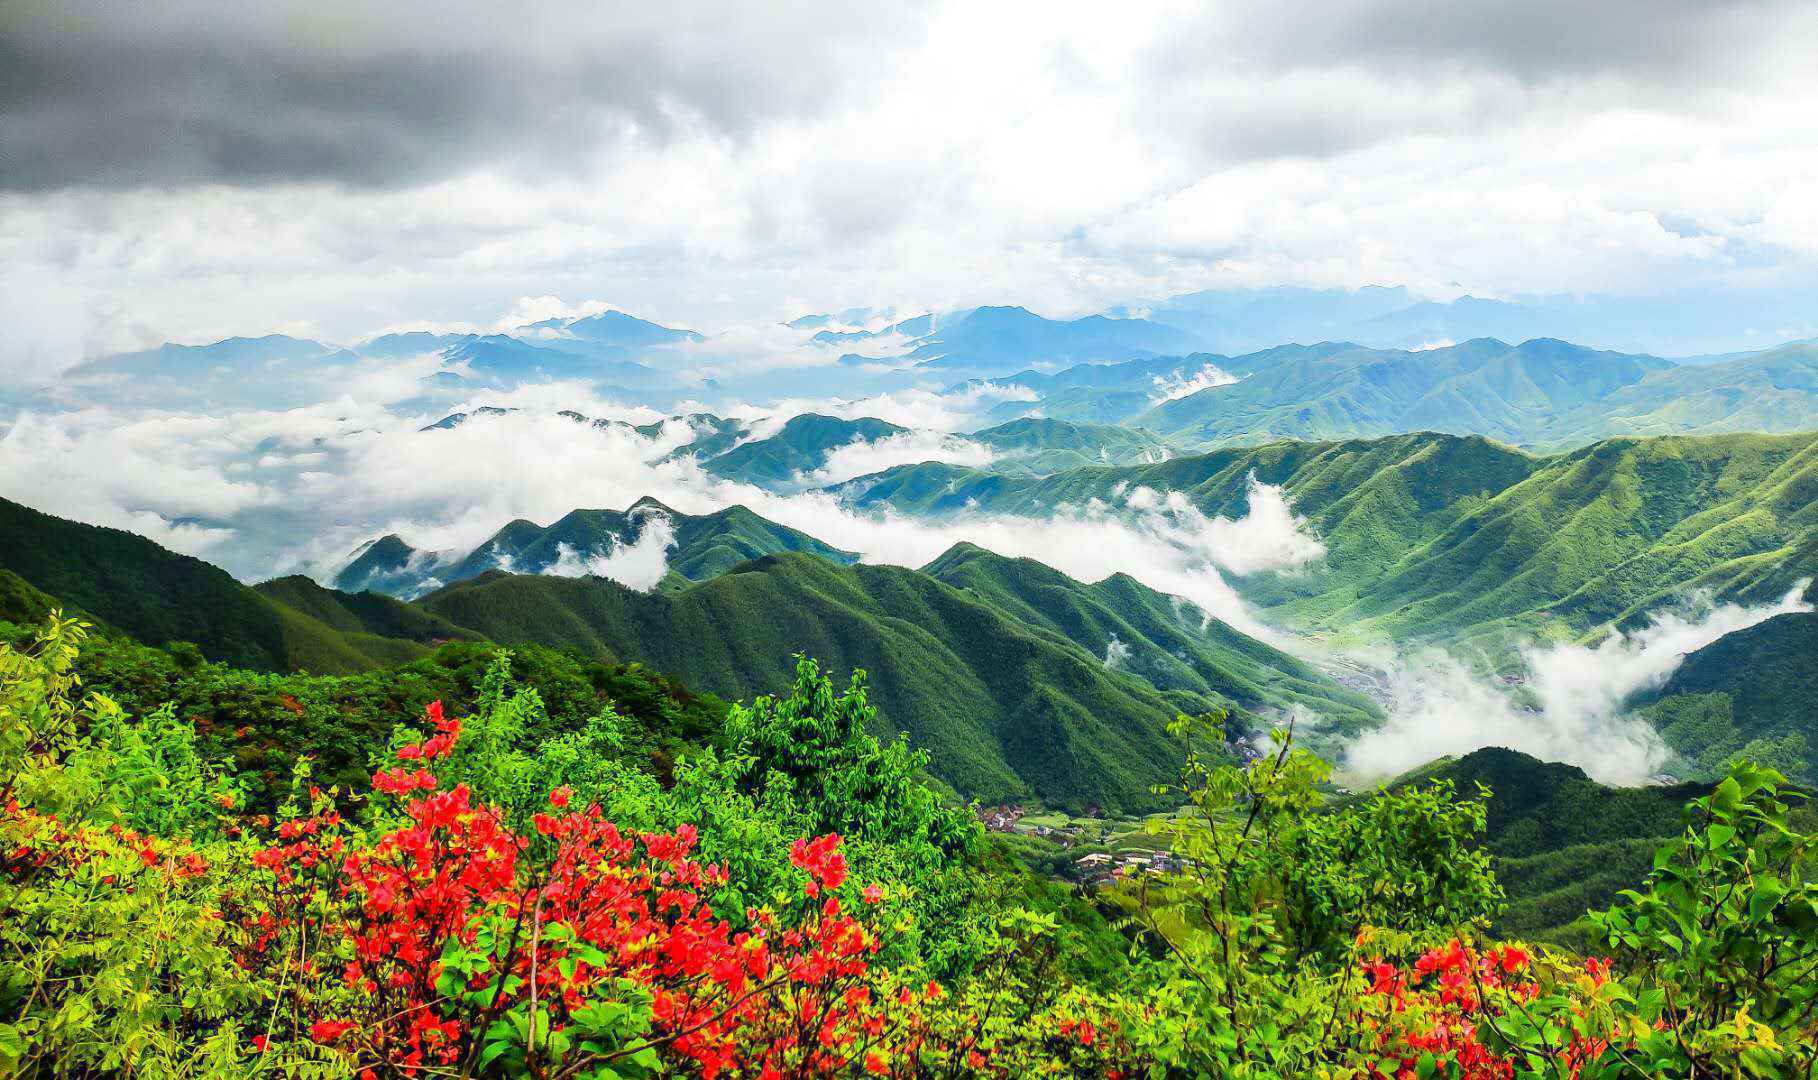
[[5, 3, 1817, 382], [1150, 362, 1239, 404], [546, 508, 677, 591], [492, 296, 621, 333], [1128, 475, 1327, 577], [806, 431, 998, 486], [0, 391, 1335, 649], [1103, 635, 1131, 670], [703, 382, 1040, 434], [1343, 584, 1815, 785]]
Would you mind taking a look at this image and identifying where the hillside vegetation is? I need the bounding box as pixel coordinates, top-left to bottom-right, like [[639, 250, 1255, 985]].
[[966, 337, 1818, 451], [849, 430, 1818, 648], [1636, 609, 1818, 783], [0, 497, 1371, 809], [411, 544, 1378, 809], [0, 497, 430, 673], [703, 414, 907, 485], [8, 615, 1815, 1077], [415, 552, 1260, 810], [336, 497, 859, 598], [965, 418, 1173, 473], [1399, 749, 1710, 943]]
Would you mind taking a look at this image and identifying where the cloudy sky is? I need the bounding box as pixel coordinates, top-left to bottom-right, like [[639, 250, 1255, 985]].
[[5, 0, 1818, 379]]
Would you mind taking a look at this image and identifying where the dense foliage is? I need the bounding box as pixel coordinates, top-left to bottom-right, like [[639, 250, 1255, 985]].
[[1638, 609, 1818, 785], [416, 553, 1212, 811], [0, 620, 727, 811], [4, 613, 1816, 1076]]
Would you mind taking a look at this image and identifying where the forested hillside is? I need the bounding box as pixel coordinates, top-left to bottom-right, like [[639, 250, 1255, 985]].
[[335, 498, 859, 598], [703, 414, 908, 485], [415, 553, 1267, 810], [0, 496, 1366, 810], [0, 497, 435, 673], [969, 337, 1818, 451], [1636, 609, 1818, 783], [1397, 749, 1712, 942], [8, 611, 1814, 1077], [848, 430, 1818, 648]]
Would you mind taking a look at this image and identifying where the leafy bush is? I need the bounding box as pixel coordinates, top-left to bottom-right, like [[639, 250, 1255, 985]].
[[5, 613, 1818, 1077]]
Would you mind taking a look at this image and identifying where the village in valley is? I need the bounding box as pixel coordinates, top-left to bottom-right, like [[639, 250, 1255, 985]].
[[973, 804, 1185, 887]]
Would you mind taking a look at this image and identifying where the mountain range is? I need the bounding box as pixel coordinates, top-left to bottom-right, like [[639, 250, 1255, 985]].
[[334, 498, 858, 599], [965, 338, 1818, 452], [1112, 284, 1818, 357], [843, 430, 1818, 652], [836, 305, 1202, 374], [44, 289, 1818, 456], [0, 489, 1376, 810], [6, 424, 1815, 799]]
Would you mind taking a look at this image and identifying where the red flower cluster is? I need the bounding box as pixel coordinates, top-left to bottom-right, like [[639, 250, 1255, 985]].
[[792, 833, 848, 896], [1360, 940, 1624, 1080], [393, 700, 459, 761], [236, 700, 931, 1077], [3, 800, 209, 884], [1362, 939, 1539, 1079]]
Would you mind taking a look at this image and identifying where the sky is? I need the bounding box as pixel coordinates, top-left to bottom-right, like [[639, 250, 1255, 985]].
[[5, 0, 1818, 381], [4, 3, 1815, 783]]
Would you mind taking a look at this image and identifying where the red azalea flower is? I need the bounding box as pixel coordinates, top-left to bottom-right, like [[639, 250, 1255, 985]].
[[309, 1019, 356, 1044]]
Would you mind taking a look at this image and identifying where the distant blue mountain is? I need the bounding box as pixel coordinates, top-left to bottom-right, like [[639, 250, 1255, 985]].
[[64, 335, 363, 408], [786, 307, 901, 331], [1122, 286, 1416, 352], [71, 335, 339, 377], [812, 313, 936, 346], [440, 335, 661, 389], [1124, 284, 1818, 357], [548, 310, 703, 347], [350, 332, 469, 359], [839, 305, 1202, 374]]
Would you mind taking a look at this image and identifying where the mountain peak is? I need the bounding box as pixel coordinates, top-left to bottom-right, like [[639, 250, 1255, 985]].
[[628, 495, 680, 516]]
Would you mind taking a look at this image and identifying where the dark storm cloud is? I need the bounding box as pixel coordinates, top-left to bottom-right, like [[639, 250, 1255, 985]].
[[1261, 0, 1794, 83], [0, 0, 919, 191], [1144, 0, 1808, 164], [1176, 0, 1799, 85]]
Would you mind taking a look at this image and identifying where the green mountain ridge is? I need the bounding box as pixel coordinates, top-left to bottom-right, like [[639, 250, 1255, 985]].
[[413, 549, 1367, 810], [0, 497, 436, 674], [703, 414, 908, 486], [1140, 338, 1673, 449], [335, 498, 860, 598], [962, 339, 1818, 452], [1635, 608, 1818, 783], [0, 493, 1374, 810], [919, 543, 1378, 738], [964, 418, 1175, 473], [1392, 747, 1710, 941], [845, 430, 1818, 649]]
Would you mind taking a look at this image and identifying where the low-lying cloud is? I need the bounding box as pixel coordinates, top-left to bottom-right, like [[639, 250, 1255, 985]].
[[1344, 584, 1816, 785], [1120, 475, 1327, 576], [1103, 635, 1132, 671], [806, 431, 997, 486], [0, 401, 1326, 643], [546, 507, 677, 591], [1149, 362, 1239, 404]]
